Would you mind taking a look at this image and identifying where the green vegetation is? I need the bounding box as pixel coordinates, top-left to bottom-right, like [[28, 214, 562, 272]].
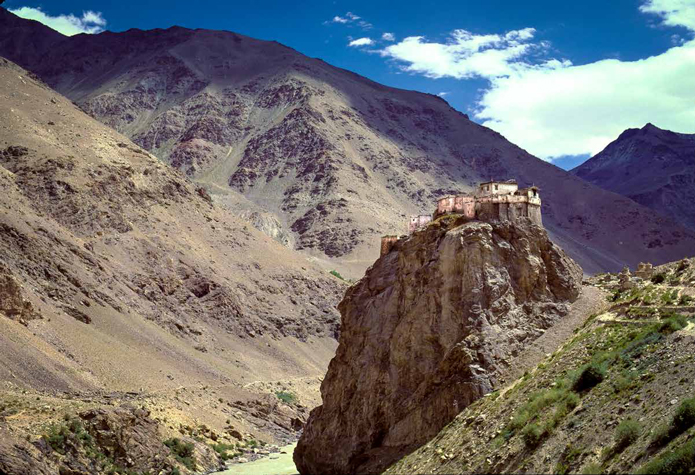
[[164, 438, 196, 471], [275, 390, 296, 404], [614, 418, 641, 452], [572, 362, 606, 392], [581, 462, 603, 474], [43, 418, 93, 455], [651, 273, 666, 284], [639, 438, 695, 474], [211, 442, 239, 461], [651, 397, 695, 448], [522, 423, 543, 448], [330, 270, 345, 280]]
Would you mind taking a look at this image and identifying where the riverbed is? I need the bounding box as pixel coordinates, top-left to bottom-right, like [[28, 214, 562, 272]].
[[216, 442, 298, 475]]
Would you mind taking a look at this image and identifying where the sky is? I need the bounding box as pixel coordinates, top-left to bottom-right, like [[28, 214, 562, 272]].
[[5, 0, 695, 169]]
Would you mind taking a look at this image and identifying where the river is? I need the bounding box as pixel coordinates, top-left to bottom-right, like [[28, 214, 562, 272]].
[[215, 442, 298, 475]]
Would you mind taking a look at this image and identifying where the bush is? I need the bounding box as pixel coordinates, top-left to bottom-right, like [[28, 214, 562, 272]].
[[212, 443, 238, 461], [651, 397, 695, 447], [672, 398, 695, 434], [639, 439, 695, 474], [659, 314, 688, 334], [581, 462, 603, 474], [164, 438, 196, 470], [651, 273, 666, 284], [329, 270, 345, 281], [522, 423, 544, 448], [573, 363, 605, 392], [614, 418, 641, 451], [275, 391, 296, 404], [679, 295, 693, 306]]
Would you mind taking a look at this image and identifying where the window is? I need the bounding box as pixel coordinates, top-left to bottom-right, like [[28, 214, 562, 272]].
[[494, 185, 498, 191]]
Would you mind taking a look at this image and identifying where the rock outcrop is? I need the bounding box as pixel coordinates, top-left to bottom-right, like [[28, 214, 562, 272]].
[[294, 216, 582, 474], [0, 264, 38, 325]]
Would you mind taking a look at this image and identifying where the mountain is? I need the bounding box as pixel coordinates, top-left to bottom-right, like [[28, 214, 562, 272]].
[[572, 123, 695, 231], [295, 215, 583, 474], [385, 257, 695, 475], [1, 7, 694, 275], [0, 56, 344, 473]]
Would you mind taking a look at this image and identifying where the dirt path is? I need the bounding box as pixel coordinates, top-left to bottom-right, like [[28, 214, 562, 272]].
[[216, 443, 298, 475], [500, 284, 607, 384]]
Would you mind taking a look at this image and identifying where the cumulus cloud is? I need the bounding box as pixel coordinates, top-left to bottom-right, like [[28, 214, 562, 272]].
[[349, 37, 375, 47], [9, 6, 106, 36], [640, 0, 695, 30], [378, 28, 548, 79], [382, 32, 396, 41], [476, 42, 695, 159], [360, 0, 695, 160]]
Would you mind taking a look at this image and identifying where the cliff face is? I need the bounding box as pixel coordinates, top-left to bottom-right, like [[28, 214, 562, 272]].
[[294, 216, 583, 474]]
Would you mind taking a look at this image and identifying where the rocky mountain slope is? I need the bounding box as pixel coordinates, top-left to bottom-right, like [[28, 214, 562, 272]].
[[386, 257, 695, 475], [294, 215, 583, 474], [0, 56, 344, 474], [572, 123, 695, 231], [1, 7, 694, 276]]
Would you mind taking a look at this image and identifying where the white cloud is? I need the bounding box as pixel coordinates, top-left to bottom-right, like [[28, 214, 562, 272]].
[[326, 11, 372, 29], [358, 1, 695, 160], [9, 6, 106, 36], [437, 92, 450, 97], [640, 0, 695, 30], [475, 41, 695, 159], [349, 37, 375, 47], [382, 32, 396, 41], [377, 28, 547, 79]]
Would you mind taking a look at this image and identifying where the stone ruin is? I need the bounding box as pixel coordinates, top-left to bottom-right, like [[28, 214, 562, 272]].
[[635, 262, 653, 280], [380, 180, 543, 256]]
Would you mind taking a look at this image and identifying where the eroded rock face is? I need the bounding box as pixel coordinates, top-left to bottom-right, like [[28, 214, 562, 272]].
[[0, 264, 38, 325], [294, 216, 583, 474]]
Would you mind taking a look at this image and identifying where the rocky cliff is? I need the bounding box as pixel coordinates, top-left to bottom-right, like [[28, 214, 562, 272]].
[[572, 123, 695, 231], [294, 215, 583, 474], [2, 7, 695, 276]]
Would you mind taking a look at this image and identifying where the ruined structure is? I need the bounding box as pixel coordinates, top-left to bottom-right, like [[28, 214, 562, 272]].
[[635, 262, 654, 280], [380, 235, 399, 257], [381, 180, 542, 255]]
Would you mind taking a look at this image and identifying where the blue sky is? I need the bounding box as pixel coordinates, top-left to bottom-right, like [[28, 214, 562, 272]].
[[5, 0, 695, 169]]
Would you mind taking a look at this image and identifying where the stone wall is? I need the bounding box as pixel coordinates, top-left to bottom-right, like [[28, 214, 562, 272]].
[[380, 235, 399, 256], [408, 215, 432, 233]]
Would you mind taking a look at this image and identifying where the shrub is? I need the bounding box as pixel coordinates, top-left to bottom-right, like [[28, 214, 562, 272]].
[[659, 314, 688, 334], [651, 273, 666, 284], [329, 270, 345, 281], [581, 462, 603, 474], [679, 295, 693, 306], [275, 391, 296, 404], [651, 398, 695, 447], [212, 443, 238, 461], [164, 438, 196, 470], [522, 423, 544, 448], [614, 418, 641, 452], [639, 439, 695, 474], [672, 398, 695, 434], [573, 363, 605, 392]]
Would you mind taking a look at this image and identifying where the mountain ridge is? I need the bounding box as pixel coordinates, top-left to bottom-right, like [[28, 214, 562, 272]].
[[1, 7, 694, 275], [572, 123, 695, 231]]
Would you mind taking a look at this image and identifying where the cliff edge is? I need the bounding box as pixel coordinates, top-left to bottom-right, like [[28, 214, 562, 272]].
[[294, 215, 583, 474]]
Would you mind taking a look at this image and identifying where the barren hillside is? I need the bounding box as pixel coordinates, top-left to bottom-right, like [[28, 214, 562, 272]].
[[1, 7, 694, 276], [0, 56, 344, 473]]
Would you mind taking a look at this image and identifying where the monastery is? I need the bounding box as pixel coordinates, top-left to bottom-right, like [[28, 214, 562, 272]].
[[381, 180, 542, 256]]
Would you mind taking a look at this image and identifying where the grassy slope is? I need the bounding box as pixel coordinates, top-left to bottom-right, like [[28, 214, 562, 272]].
[[386, 258, 695, 475]]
